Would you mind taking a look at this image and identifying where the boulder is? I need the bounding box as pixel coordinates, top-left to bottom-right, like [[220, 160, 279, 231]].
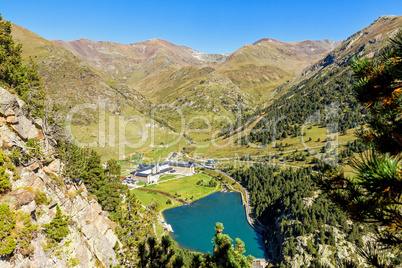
[[28, 162, 40, 172], [47, 159, 61, 174], [20, 200, 37, 214], [11, 115, 38, 140], [12, 188, 35, 208], [5, 108, 15, 117], [0, 87, 38, 140], [93, 234, 118, 267], [0, 121, 25, 148], [6, 115, 18, 124], [0, 87, 17, 116], [105, 229, 118, 246]]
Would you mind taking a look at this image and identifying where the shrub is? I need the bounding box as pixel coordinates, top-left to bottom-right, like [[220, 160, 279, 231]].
[[68, 258, 80, 267], [0, 150, 12, 194], [34, 189, 49, 205], [17, 214, 37, 256]]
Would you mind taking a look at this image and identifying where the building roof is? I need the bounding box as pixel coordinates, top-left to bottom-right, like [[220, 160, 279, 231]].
[[135, 172, 149, 177], [130, 165, 154, 175], [130, 161, 193, 176], [169, 162, 194, 168], [159, 167, 173, 173]]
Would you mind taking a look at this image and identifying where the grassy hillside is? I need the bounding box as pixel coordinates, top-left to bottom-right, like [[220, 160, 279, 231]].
[[11, 23, 150, 115]]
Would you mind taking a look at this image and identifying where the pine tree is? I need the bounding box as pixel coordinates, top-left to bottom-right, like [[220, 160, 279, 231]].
[[0, 14, 45, 117], [0, 203, 16, 255], [43, 205, 69, 245], [115, 192, 156, 266], [0, 150, 12, 193], [315, 30, 402, 265], [138, 235, 177, 268], [211, 222, 254, 268]]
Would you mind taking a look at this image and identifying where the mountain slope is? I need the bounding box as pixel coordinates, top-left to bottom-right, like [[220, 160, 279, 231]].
[[195, 16, 402, 160], [11, 23, 150, 115], [217, 38, 340, 98], [52, 37, 337, 101], [245, 15, 402, 147], [52, 38, 228, 83], [50, 36, 337, 140], [279, 15, 402, 94]]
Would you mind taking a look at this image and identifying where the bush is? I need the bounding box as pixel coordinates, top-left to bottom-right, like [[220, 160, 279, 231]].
[[17, 213, 38, 256], [0, 150, 12, 194], [34, 190, 49, 205]]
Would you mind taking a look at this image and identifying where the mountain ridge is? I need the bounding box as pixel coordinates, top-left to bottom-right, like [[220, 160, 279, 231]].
[[46, 32, 339, 140], [275, 15, 402, 95], [11, 23, 151, 115]]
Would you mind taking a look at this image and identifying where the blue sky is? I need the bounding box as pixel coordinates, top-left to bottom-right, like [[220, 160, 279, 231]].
[[2, 0, 401, 53]]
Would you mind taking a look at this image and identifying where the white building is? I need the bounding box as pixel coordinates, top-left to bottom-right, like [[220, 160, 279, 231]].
[[130, 161, 195, 183]]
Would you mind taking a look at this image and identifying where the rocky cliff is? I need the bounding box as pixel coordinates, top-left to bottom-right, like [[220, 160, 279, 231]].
[[0, 86, 120, 267]]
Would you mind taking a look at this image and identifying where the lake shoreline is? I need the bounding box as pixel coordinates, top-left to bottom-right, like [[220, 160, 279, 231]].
[[163, 191, 269, 259]]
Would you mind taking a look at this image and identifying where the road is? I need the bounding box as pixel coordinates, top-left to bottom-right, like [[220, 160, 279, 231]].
[[195, 163, 265, 234]]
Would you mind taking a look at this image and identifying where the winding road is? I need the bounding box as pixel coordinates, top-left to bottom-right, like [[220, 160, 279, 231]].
[[194, 163, 265, 234]]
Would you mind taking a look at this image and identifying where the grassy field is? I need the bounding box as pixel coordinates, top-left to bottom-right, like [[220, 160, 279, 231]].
[[197, 124, 358, 158], [69, 107, 186, 161], [158, 174, 179, 182], [145, 174, 221, 201], [132, 189, 181, 212], [201, 169, 247, 204]]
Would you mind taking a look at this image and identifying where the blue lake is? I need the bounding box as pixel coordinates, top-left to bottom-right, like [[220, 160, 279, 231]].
[[163, 191, 268, 258]]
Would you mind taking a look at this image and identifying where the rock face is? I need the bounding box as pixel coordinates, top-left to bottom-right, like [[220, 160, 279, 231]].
[[0, 86, 120, 268], [0, 87, 40, 150]]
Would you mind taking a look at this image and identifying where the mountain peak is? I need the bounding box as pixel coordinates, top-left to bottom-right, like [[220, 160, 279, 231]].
[[143, 38, 170, 44], [252, 38, 281, 45], [369, 15, 400, 27]]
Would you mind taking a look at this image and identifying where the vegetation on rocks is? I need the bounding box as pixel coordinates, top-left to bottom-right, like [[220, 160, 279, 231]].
[[16, 212, 38, 256], [56, 142, 127, 216], [34, 189, 49, 205]]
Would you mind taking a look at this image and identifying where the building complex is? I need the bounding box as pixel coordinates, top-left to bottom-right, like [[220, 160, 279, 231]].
[[129, 161, 195, 184]]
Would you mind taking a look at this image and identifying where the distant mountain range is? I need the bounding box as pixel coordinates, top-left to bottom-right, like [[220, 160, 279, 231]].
[[51, 36, 339, 104], [10, 15, 402, 144]]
